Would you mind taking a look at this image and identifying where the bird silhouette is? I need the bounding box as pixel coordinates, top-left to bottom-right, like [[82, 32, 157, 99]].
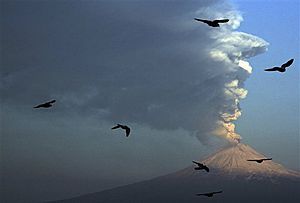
[[264, 59, 294, 72], [192, 161, 209, 172], [196, 191, 223, 197], [247, 158, 272, 163], [111, 124, 131, 137], [33, 100, 56, 108], [194, 18, 229, 27]]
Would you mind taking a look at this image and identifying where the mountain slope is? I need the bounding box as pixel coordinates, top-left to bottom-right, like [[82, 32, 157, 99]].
[[54, 143, 300, 203], [177, 143, 299, 178]]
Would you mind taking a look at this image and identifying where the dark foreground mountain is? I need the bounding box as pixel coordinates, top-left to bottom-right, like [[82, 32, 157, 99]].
[[54, 143, 300, 203]]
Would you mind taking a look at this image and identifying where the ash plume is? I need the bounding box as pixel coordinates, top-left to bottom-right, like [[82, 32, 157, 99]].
[[206, 12, 268, 142], [1, 1, 268, 144]]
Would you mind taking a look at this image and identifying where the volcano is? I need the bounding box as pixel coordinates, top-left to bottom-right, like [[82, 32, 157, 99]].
[[55, 143, 300, 203]]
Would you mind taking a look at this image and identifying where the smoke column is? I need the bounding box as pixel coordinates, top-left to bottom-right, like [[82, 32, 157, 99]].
[[206, 11, 268, 142]]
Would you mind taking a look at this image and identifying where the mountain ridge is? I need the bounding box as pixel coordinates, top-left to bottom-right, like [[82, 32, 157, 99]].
[[54, 143, 300, 203]]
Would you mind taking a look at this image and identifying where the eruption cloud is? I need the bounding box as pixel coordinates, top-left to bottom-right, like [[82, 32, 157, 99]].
[[1, 0, 269, 144], [207, 12, 268, 142]]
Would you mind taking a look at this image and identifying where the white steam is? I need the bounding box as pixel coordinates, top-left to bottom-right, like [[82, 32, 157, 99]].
[[206, 10, 269, 142]]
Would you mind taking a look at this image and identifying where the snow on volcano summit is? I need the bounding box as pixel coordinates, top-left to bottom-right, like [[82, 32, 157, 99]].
[[176, 143, 300, 179]]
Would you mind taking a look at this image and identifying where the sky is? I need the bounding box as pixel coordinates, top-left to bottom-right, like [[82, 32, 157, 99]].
[[231, 0, 299, 170], [0, 0, 299, 202]]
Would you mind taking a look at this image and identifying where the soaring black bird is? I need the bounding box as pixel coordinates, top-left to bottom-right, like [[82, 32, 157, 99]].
[[264, 59, 294, 72], [111, 124, 131, 137], [33, 100, 56, 108], [194, 18, 229, 27], [192, 161, 209, 172], [196, 191, 223, 197], [247, 158, 272, 163]]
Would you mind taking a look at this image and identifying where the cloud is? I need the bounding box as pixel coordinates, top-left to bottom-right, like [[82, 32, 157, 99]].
[[1, 0, 268, 143], [209, 26, 268, 141], [0, 1, 271, 201]]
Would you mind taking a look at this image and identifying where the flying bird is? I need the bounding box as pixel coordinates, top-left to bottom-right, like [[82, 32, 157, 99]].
[[264, 59, 294, 72], [247, 158, 272, 163], [194, 18, 229, 27], [33, 100, 56, 108], [111, 124, 131, 137], [196, 191, 223, 197], [192, 161, 209, 172]]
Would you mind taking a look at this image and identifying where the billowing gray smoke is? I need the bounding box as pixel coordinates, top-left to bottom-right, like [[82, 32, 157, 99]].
[[1, 0, 268, 143], [70, 1, 268, 142]]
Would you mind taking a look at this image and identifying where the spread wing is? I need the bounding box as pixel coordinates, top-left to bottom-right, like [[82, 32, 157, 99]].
[[213, 19, 229, 23], [33, 104, 43, 108], [264, 67, 281, 72], [33, 101, 48, 108], [125, 127, 130, 137], [111, 125, 121, 130], [196, 193, 207, 196], [213, 191, 223, 194], [194, 18, 211, 24], [281, 59, 294, 68], [193, 161, 208, 170], [49, 100, 56, 104], [192, 161, 201, 166], [262, 158, 272, 161], [33, 100, 56, 108], [247, 159, 259, 162], [44, 100, 56, 105]]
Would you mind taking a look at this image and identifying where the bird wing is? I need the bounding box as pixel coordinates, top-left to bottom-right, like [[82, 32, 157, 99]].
[[194, 18, 211, 24], [125, 127, 130, 137], [204, 166, 209, 172], [213, 19, 229, 23], [196, 193, 206, 196], [247, 159, 258, 161], [192, 161, 201, 165], [111, 125, 121, 129], [264, 67, 280, 71], [33, 104, 43, 108], [49, 100, 56, 104], [213, 191, 223, 194], [34, 101, 49, 108], [262, 158, 272, 161], [281, 59, 294, 68], [34, 100, 55, 108]]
